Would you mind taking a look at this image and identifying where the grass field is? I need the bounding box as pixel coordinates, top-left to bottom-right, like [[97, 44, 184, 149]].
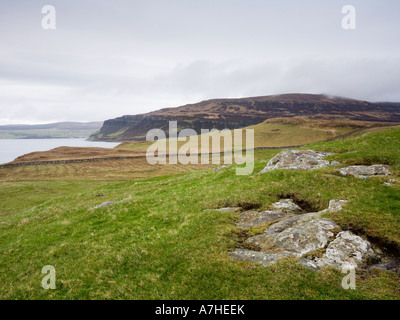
[[3, 117, 376, 182], [0, 124, 399, 299]]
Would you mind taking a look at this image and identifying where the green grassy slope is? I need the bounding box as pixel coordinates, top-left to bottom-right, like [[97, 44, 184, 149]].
[[115, 118, 383, 153], [0, 127, 399, 299]]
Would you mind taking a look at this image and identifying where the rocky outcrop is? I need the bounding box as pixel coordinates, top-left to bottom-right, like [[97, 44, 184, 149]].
[[229, 198, 384, 270], [213, 165, 230, 171], [300, 231, 375, 270], [262, 211, 324, 235], [248, 218, 340, 255], [339, 165, 391, 179], [0, 156, 141, 169], [237, 210, 289, 228], [236, 199, 301, 228], [93, 198, 128, 209], [259, 150, 340, 173]]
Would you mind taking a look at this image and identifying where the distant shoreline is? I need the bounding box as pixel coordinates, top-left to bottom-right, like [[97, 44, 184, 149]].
[[0, 138, 120, 165]]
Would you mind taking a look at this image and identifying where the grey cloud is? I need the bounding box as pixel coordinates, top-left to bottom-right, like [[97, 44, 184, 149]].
[[0, 0, 400, 124]]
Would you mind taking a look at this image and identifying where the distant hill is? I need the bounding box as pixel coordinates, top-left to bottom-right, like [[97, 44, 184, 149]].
[[89, 93, 400, 141], [0, 121, 103, 139]]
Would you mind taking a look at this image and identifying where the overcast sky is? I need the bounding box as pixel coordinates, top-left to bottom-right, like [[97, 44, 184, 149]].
[[0, 0, 399, 124]]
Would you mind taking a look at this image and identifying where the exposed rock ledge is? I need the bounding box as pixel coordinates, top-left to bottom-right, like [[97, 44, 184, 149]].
[[259, 150, 393, 181], [229, 199, 397, 272], [339, 165, 391, 179]]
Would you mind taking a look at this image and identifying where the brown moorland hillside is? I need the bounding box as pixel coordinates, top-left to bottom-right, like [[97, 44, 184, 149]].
[[89, 93, 400, 141]]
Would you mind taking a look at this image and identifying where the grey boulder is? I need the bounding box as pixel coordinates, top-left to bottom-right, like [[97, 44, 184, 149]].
[[260, 150, 339, 173]]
